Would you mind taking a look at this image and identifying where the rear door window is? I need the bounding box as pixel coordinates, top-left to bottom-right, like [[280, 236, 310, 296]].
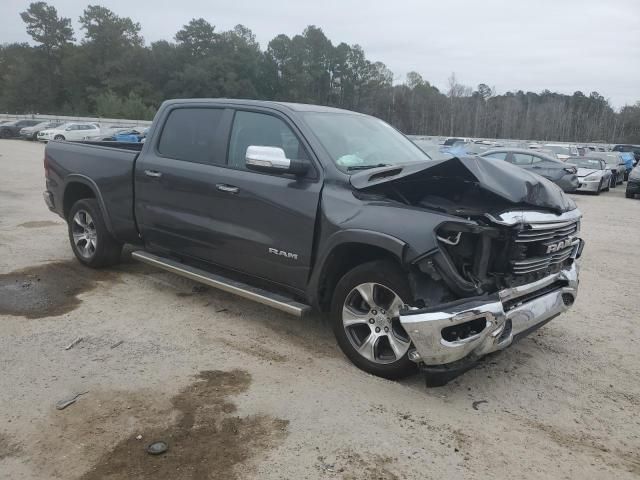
[[512, 153, 534, 165], [158, 108, 226, 164], [484, 152, 508, 160]]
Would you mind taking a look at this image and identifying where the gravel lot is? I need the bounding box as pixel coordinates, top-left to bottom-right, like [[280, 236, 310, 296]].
[[1, 139, 639, 479]]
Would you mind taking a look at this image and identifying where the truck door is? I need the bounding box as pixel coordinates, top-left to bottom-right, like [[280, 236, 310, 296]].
[[135, 105, 322, 291], [200, 108, 322, 290]]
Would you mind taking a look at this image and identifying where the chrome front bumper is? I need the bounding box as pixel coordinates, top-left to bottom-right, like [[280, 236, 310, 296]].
[[401, 262, 580, 366]]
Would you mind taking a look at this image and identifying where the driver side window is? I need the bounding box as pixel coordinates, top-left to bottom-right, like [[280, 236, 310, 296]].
[[227, 111, 309, 170]]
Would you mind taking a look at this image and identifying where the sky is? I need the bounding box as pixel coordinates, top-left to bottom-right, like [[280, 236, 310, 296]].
[[1, 0, 639, 109]]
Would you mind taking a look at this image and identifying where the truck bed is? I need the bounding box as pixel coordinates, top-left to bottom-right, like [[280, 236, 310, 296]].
[[45, 140, 140, 243]]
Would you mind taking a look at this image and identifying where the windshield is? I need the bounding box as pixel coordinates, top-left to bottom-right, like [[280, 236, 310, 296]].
[[572, 158, 603, 169], [601, 155, 620, 165], [302, 112, 431, 171]]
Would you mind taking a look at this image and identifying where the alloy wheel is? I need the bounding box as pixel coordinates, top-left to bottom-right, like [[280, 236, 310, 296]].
[[342, 282, 411, 364], [71, 210, 97, 259]]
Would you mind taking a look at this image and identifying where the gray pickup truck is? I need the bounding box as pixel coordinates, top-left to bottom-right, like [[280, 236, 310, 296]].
[[43, 99, 584, 385]]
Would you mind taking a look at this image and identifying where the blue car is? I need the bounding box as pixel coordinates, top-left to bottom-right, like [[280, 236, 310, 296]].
[[113, 129, 145, 142], [620, 152, 635, 180]]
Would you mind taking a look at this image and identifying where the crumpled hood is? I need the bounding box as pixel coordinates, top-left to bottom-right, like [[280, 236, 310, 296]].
[[349, 155, 576, 214], [576, 167, 601, 178]]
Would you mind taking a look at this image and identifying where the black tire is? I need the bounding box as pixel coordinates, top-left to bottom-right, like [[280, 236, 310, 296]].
[[330, 260, 416, 379], [626, 190, 635, 199], [0, 129, 10, 139], [611, 174, 617, 188], [68, 198, 122, 268], [54, 134, 65, 141]]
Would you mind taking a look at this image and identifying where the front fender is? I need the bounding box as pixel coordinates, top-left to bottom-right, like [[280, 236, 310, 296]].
[[305, 228, 407, 308]]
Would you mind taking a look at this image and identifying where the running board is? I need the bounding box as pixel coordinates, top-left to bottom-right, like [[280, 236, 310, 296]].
[[131, 251, 311, 317]]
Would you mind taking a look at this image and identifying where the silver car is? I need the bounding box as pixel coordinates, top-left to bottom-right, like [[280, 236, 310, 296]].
[[586, 152, 626, 187], [569, 157, 612, 194]]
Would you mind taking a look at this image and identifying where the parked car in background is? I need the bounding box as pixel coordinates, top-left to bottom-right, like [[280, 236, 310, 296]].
[[568, 157, 612, 194], [480, 148, 579, 192], [587, 152, 626, 187], [619, 152, 635, 180], [544, 144, 579, 160], [443, 137, 471, 146], [81, 124, 137, 141], [0, 119, 41, 138], [625, 163, 640, 199], [613, 144, 640, 165], [38, 123, 100, 142], [411, 139, 451, 160], [105, 128, 147, 143], [19, 121, 63, 140]]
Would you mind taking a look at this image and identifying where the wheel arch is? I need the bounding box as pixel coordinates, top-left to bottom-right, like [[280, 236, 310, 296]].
[[63, 175, 115, 235], [308, 230, 407, 312]]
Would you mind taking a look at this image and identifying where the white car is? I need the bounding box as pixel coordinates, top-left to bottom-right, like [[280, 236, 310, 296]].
[[37, 123, 100, 142], [544, 144, 579, 161]]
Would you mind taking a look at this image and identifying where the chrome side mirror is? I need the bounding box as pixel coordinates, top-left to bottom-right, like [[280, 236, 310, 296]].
[[245, 145, 308, 175]]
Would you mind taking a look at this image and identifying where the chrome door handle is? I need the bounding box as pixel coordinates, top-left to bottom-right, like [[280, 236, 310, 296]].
[[216, 184, 239, 194], [144, 170, 162, 178]]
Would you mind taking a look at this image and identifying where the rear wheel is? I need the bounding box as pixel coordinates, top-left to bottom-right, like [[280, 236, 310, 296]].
[[68, 198, 122, 268], [330, 260, 416, 379]]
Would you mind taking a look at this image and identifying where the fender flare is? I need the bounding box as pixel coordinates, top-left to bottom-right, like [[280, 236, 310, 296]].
[[63, 174, 116, 235], [306, 229, 408, 308]]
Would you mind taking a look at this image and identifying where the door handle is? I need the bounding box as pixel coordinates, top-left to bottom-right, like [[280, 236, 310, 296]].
[[216, 184, 239, 194], [144, 170, 162, 178]]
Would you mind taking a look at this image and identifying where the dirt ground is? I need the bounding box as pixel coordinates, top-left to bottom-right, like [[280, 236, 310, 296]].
[[0, 139, 639, 480]]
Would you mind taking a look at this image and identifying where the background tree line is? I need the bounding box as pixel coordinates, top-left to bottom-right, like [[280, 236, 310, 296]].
[[2, 2, 639, 143]]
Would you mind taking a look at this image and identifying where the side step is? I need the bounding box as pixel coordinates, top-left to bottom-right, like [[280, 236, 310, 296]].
[[131, 251, 312, 317]]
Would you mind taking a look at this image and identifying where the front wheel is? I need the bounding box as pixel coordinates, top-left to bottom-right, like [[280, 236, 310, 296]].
[[330, 260, 416, 379], [611, 174, 617, 188], [54, 134, 65, 141], [68, 198, 122, 268]]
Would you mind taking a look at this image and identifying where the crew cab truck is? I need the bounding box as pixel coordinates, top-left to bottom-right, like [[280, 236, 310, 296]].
[[44, 99, 584, 385]]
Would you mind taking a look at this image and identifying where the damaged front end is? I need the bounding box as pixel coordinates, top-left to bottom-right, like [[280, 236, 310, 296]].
[[350, 156, 585, 385], [405, 209, 583, 385]]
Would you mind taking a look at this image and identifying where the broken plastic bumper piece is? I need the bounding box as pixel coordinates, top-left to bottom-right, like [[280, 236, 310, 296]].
[[400, 262, 579, 368]]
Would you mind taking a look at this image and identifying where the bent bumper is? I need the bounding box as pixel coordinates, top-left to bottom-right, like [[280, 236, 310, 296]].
[[400, 261, 580, 367], [576, 177, 602, 192]]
